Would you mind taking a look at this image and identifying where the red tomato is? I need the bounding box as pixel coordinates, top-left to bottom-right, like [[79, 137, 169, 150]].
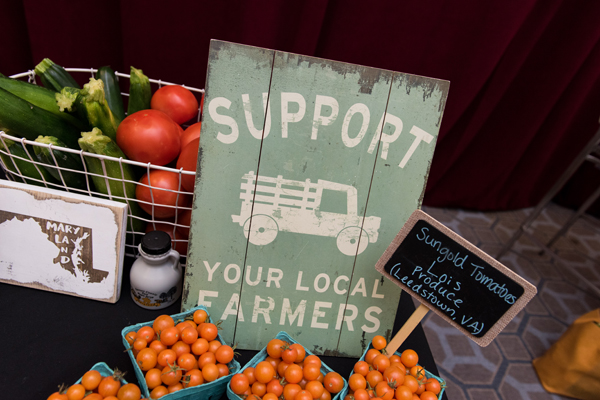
[[136, 170, 192, 218], [145, 222, 188, 256], [175, 123, 184, 138], [175, 138, 199, 192], [175, 209, 192, 237], [180, 122, 201, 152], [116, 109, 181, 166], [151, 85, 199, 125]]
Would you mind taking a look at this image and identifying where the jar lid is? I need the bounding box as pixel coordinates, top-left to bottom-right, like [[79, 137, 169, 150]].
[[141, 230, 172, 255]]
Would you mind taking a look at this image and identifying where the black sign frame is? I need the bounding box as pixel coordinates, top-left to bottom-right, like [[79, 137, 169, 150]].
[[376, 210, 537, 346]]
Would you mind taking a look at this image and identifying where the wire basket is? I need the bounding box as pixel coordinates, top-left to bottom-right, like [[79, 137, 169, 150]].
[[0, 68, 204, 264]]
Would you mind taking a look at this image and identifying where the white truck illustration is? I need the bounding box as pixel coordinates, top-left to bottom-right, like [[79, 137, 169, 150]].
[[231, 171, 381, 256]]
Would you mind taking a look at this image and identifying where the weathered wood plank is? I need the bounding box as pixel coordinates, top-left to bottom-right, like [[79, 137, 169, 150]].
[[336, 73, 450, 356], [182, 41, 275, 345]]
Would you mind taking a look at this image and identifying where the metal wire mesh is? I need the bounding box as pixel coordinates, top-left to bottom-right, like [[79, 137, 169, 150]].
[[0, 68, 204, 262]]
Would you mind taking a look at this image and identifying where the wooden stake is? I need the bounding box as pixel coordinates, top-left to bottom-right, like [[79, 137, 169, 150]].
[[385, 303, 430, 356]]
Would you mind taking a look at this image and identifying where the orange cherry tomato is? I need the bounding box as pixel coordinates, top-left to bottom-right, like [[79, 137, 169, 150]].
[[202, 363, 220, 382], [283, 383, 302, 400], [323, 371, 345, 394], [400, 349, 419, 368], [66, 384, 86, 400], [180, 326, 199, 344], [193, 309, 208, 324], [191, 338, 209, 356], [215, 344, 235, 364], [425, 377, 441, 395], [266, 338, 286, 359], [371, 335, 387, 350], [372, 354, 391, 372], [284, 363, 304, 384], [145, 368, 163, 390], [116, 383, 141, 400], [153, 315, 175, 334], [254, 361, 276, 384], [81, 370, 102, 391], [182, 369, 204, 388], [305, 380, 325, 399], [136, 347, 158, 371], [160, 326, 180, 347], [137, 326, 156, 343], [171, 340, 191, 357], [349, 373, 367, 391], [230, 373, 250, 394], [243, 366, 257, 385], [365, 349, 381, 364]]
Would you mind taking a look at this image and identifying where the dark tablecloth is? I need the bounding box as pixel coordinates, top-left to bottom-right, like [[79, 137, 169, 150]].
[[0, 257, 447, 400]]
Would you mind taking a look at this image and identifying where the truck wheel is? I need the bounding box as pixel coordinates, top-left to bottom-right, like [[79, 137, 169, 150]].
[[243, 215, 278, 246], [336, 227, 368, 256]]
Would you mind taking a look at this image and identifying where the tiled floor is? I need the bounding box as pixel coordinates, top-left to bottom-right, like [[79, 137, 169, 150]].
[[420, 203, 600, 400]]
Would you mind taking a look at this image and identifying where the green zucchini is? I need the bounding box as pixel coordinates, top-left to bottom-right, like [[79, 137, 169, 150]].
[[34, 135, 89, 190], [56, 87, 81, 113], [0, 138, 57, 187], [78, 128, 147, 233], [76, 78, 122, 141], [96, 66, 126, 121], [127, 66, 151, 115], [0, 87, 81, 149], [0, 75, 88, 131], [34, 58, 80, 92]]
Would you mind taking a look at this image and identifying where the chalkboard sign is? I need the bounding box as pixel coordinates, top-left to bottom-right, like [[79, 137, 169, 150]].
[[375, 210, 537, 346]]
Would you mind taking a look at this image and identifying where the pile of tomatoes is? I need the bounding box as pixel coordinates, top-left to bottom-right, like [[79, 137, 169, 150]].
[[124, 309, 235, 399], [46, 369, 142, 400], [116, 84, 205, 256], [229, 336, 346, 400], [345, 336, 443, 400]]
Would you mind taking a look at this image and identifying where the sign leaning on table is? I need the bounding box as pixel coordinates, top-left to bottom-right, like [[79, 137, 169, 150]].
[[0, 180, 127, 303], [182, 40, 450, 357], [376, 210, 537, 352]]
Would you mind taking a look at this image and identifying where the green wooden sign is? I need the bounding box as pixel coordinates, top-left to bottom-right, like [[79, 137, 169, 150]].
[[182, 40, 450, 357]]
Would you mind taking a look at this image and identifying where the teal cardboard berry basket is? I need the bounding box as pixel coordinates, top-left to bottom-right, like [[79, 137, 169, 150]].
[[75, 362, 129, 385], [226, 331, 348, 400], [121, 305, 241, 400], [340, 344, 446, 400]]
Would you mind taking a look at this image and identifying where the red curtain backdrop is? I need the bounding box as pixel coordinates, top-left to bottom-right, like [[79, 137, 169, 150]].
[[2, 0, 600, 214]]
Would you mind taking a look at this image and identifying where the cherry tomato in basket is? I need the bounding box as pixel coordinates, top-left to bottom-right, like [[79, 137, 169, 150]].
[[401, 349, 419, 368], [255, 361, 276, 384], [323, 371, 345, 394], [175, 138, 199, 192], [66, 384, 86, 400], [98, 375, 121, 397], [81, 370, 102, 391], [215, 344, 235, 364], [151, 85, 199, 125], [136, 170, 192, 218], [116, 109, 180, 166], [116, 383, 141, 400], [425, 378, 442, 395], [180, 122, 201, 152], [371, 335, 387, 350], [420, 391, 439, 400], [161, 364, 183, 386]]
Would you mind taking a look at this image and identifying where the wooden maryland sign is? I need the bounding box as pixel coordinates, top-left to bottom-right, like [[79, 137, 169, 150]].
[[376, 210, 537, 348], [0, 180, 127, 303], [182, 40, 450, 357]]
